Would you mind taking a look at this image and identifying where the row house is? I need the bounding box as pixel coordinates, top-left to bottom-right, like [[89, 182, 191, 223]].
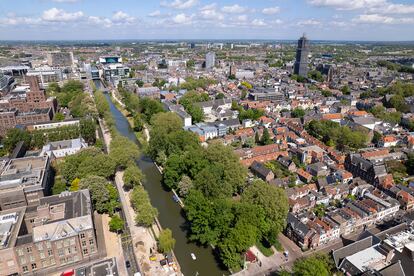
[[286, 213, 319, 250], [307, 217, 340, 245]]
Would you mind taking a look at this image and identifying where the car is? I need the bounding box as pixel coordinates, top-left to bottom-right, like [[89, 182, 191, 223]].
[[125, 260, 131, 268]]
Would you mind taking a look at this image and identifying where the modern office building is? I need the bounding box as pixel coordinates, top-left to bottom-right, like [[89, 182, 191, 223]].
[[294, 34, 310, 77], [205, 52, 216, 70], [47, 52, 73, 67], [0, 72, 15, 96], [0, 156, 51, 211], [26, 67, 63, 86]]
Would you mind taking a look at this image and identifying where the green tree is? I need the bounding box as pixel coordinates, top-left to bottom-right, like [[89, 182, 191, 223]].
[[79, 176, 118, 214], [292, 255, 331, 276], [69, 178, 80, 192], [177, 175, 193, 197], [139, 97, 164, 122], [341, 85, 351, 95], [130, 186, 158, 227], [215, 93, 225, 99], [133, 114, 144, 132], [123, 165, 143, 190], [291, 108, 306, 118], [187, 104, 204, 123], [80, 118, 96, 144], [158, 228, 176, 253], [109, 135, 140, 169], [54, 112, 65, 121], [109, 214, 125, 233], [242, 180, 289, 242], [3, 128, 31, 153], [52, 178, 67, 195], [261, 128, 272, 145]]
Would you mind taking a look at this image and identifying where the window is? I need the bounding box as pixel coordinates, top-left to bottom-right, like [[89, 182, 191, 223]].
[[58, 249, 64, 257], [29, 255, 35, 262], [90, 246, 96, 253], [31, 263, 37, 270], [26, 247, 32, 253], [17, 249, 24, 256], [46, 242, 51, 249], [20, 257, 26, 265], [82, 248, 88, 255], [40, 252, 45, 259], [80, 233, 85, 239], [81, 241, 86, 247], [22, 266, 28, 273], [36, 243, 43, 250], [42, 260, 48, 268], [66, 247, 71, 255], [89, 239, 94, 245], [48, 249, 53, 256], [70, 238, 75, 245]]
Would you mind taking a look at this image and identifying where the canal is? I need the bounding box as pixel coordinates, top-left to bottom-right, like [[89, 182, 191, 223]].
[[99, 82, 227, 276]]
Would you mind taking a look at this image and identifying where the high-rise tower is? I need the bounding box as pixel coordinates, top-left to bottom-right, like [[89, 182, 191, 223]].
[[293, 34, 310, 77]]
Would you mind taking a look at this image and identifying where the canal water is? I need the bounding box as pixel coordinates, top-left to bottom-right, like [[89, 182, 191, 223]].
[[100, 85, 227, 276]]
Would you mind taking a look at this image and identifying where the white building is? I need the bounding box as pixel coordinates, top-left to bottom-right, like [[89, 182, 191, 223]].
[[40, 138, 88, 159]]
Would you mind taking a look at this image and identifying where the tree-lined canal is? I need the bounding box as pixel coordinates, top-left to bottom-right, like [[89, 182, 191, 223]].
[[100, 85, 226, 276]]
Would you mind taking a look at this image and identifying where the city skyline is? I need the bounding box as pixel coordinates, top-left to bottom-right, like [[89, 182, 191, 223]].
[[1, 0, 414, 41]]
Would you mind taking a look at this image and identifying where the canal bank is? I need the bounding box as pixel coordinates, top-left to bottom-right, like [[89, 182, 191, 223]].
[[102, 92, 228, 276]]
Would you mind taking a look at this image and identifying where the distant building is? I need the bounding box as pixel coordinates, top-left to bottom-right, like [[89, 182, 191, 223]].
[[47, 52, 73, 67], [205, 52, 216, 70], [26, 67, 63, 86], [294, 34, 310, 77], [0, 72, 15, 96]]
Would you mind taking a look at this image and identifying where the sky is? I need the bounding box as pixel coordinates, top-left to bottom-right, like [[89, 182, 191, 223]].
[[0, 0, 414, 41]]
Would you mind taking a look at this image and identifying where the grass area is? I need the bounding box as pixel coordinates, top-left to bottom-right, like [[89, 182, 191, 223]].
[[256, 239, 274, 257], [273, 239, 284, 252]]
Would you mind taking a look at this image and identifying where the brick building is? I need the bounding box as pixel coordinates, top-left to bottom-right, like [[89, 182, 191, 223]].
[[0, 76, 57, 136]]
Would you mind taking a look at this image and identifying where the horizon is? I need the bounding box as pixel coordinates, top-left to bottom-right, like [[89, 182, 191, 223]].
[[1, 0, 414, 41]]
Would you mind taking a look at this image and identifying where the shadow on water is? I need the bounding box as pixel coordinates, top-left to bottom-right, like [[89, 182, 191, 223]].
[[101, 90, 228, 276]]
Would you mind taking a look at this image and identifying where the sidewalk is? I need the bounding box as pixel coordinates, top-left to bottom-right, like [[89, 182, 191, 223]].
[[115, 171, 178, 276]]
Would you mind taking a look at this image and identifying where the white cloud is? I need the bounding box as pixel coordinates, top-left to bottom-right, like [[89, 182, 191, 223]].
[[199, 3, 217, 11], [112, 11, 135, 24], [199, 8, 224, 21], [221, 4, 247, 14], [88, 16, 113, 28], [251, 19, 267, 27], [297, 19, 322, 26], [148, 10, 162, 17], [172, 13, 192, 24], [42, 8, 84, 22], [236, 15, 248, 22], [262, 7, 280, 15], [0, 15, 42, 26], [352, 13, 414, 24], [308, 0, 414, 14], [161, 0, 198, 10]]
